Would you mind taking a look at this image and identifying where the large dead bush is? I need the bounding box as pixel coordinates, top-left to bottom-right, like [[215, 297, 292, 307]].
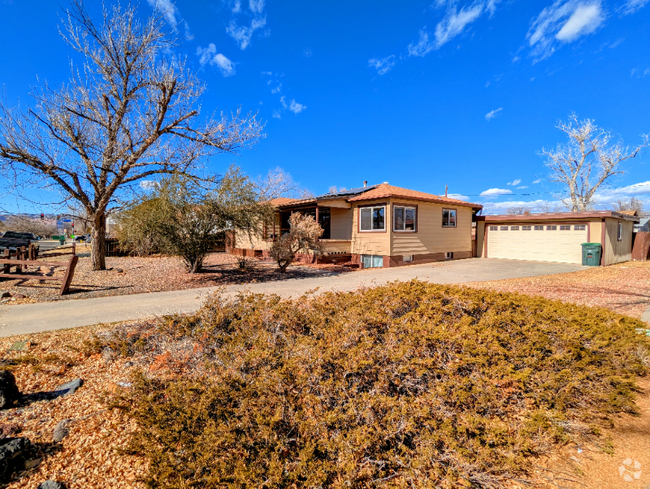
[[119, 281, 650, 488]]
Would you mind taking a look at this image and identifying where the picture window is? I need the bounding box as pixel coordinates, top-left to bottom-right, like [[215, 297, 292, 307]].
[[394, 206, 417, 232], [359, 206, 385, 231]]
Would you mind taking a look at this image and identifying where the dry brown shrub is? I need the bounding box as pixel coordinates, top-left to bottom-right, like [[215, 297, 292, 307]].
[[117, 281, 650, 488]]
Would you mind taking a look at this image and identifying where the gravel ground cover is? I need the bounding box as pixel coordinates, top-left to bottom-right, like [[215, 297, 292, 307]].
[[464, 260, 650, 319], [0, 251, 353, 305], [0, 322, 149, 488]]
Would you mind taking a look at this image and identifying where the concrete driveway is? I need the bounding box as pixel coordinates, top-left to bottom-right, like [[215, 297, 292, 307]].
[[0, 258, 585, 337]]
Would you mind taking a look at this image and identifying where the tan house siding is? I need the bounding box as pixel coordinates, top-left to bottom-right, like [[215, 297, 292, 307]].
[[330, 208, 353, 240], [604, 218, 633, 265], [350, 200, 391, 256], [234, 213, 279, 252], [390, 199, 473, 257]]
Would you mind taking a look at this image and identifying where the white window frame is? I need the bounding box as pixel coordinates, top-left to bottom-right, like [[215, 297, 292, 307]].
[[359, 205, 386, 232], [393, 205, 417, 232], [618, 222, 623, 241]]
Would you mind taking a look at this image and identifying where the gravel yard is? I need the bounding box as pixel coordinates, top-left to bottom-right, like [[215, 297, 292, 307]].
[[0, 250, 353, 305], [465, 260, 650, 318]]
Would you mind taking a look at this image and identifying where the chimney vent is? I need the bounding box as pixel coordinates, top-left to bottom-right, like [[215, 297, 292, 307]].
[[445, 185, 448, 198], [363, 180, 367, 187]]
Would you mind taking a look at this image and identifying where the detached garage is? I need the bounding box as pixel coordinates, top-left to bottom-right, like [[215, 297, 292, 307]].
[[476, 211, 639, 266]]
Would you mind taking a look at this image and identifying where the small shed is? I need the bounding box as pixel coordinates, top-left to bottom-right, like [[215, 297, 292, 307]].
[[476, 211, 640, 266]]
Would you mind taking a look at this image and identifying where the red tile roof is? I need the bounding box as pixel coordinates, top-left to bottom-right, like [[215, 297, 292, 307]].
[[268, 197, 298, 207], [347, 184, 482, 209]]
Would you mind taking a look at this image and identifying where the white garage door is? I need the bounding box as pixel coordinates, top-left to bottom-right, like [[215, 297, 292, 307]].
[[487, 224, 588, 264]]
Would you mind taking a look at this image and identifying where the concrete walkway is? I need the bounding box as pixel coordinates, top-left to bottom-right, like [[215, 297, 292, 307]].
[[0, 258, 586, 338]]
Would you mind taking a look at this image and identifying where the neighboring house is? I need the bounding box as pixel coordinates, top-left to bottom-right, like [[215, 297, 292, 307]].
[[232, 183, 483, 268], [476, 211, 640, 266]]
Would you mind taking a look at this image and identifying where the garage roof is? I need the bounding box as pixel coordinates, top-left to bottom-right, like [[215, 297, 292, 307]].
[[476, 211, 639, 223]]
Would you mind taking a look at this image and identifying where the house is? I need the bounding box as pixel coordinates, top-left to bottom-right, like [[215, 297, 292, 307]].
[[232, 183, 483, 268], [475, 211, 640, 266]]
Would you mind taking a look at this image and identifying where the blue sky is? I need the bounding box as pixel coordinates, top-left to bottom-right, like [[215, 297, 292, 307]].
[[0, 0, 649, 214]]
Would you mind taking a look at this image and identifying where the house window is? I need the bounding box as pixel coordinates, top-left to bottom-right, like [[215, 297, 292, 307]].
[[403, 255, 414, 263], [445, 252, 454, 259], [547, 225, 557, 230], [522, 226, 532, 231], [534, 225, 544, 230], [442, 209, 457, 228], [618, 222, 623, 241], [359, 206, 385, 231], [500, 226, 508, 231], [574, 225, 586, 231], [489, 226, 498, 231], [394, 205, 417, 232], [510, 226, 519, 231], [560, 225, 571, 231]]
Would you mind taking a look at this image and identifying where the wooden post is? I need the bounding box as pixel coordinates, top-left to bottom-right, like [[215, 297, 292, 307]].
[[315, 205, 319, 225], [28, 243, 35, 261], [59, 255, 79, 295], [72, 241, 76, 256], [273, 220, 276, 241], [18, 246, 25, 273], [2, 249, 9, 274]]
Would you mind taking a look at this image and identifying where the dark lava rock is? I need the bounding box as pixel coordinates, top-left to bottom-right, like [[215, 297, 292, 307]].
[[0, 370, 20, 409], [0, 437, 34, 482]]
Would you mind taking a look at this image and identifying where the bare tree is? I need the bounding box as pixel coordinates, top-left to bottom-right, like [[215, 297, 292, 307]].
[[270, 213, 323, 273], [614, 197, 644, 214], [541, 114, 647, 212], [258, 167, 313, 201], [506, 206, 530, 215], [0, 2, 263, 270]]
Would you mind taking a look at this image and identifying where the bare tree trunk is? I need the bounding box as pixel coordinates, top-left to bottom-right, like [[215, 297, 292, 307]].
[[91, 211, 106, 271]]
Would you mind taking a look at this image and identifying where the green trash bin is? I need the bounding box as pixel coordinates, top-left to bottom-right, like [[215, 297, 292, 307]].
[[581, 243, 601, 266]]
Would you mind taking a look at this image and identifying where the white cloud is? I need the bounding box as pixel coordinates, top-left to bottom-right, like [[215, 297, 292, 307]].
[[232, 0, 242, 13], [196, 44, 236, 76], [289, 100, 306, 114], [621, 0, 650, 14], [213, 54, 236, 77], [479, 199, 563, 214], [555, 4, 604, 41], [517, 186, 529, 189], [532, 178, 542, 184], [146, 0, 179, 27], [280, 96, 287, 109], [368, 55, 397, 75], [507, 178, 522, 186], [249, 0, 265, 14], [271, 84, 282, 94], [631, 67, 650, 78], [434, 3, 485, 47], [303, 47, 313, 58], [527, 1, 605, 61], [408, 30, 436, 57], [272, 110, 281, 119], [485, 107, 503, 120], [139, 180, 159, 189], [447, 193, 470, 200], [480, 188, 513, 197], [227, 17, 267, 50], [408, 0, 502, 57]]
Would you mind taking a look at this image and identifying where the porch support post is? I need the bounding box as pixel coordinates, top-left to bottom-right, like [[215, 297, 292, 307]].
[[273, 217, 276, 241], [315, 205, 319, 224]]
